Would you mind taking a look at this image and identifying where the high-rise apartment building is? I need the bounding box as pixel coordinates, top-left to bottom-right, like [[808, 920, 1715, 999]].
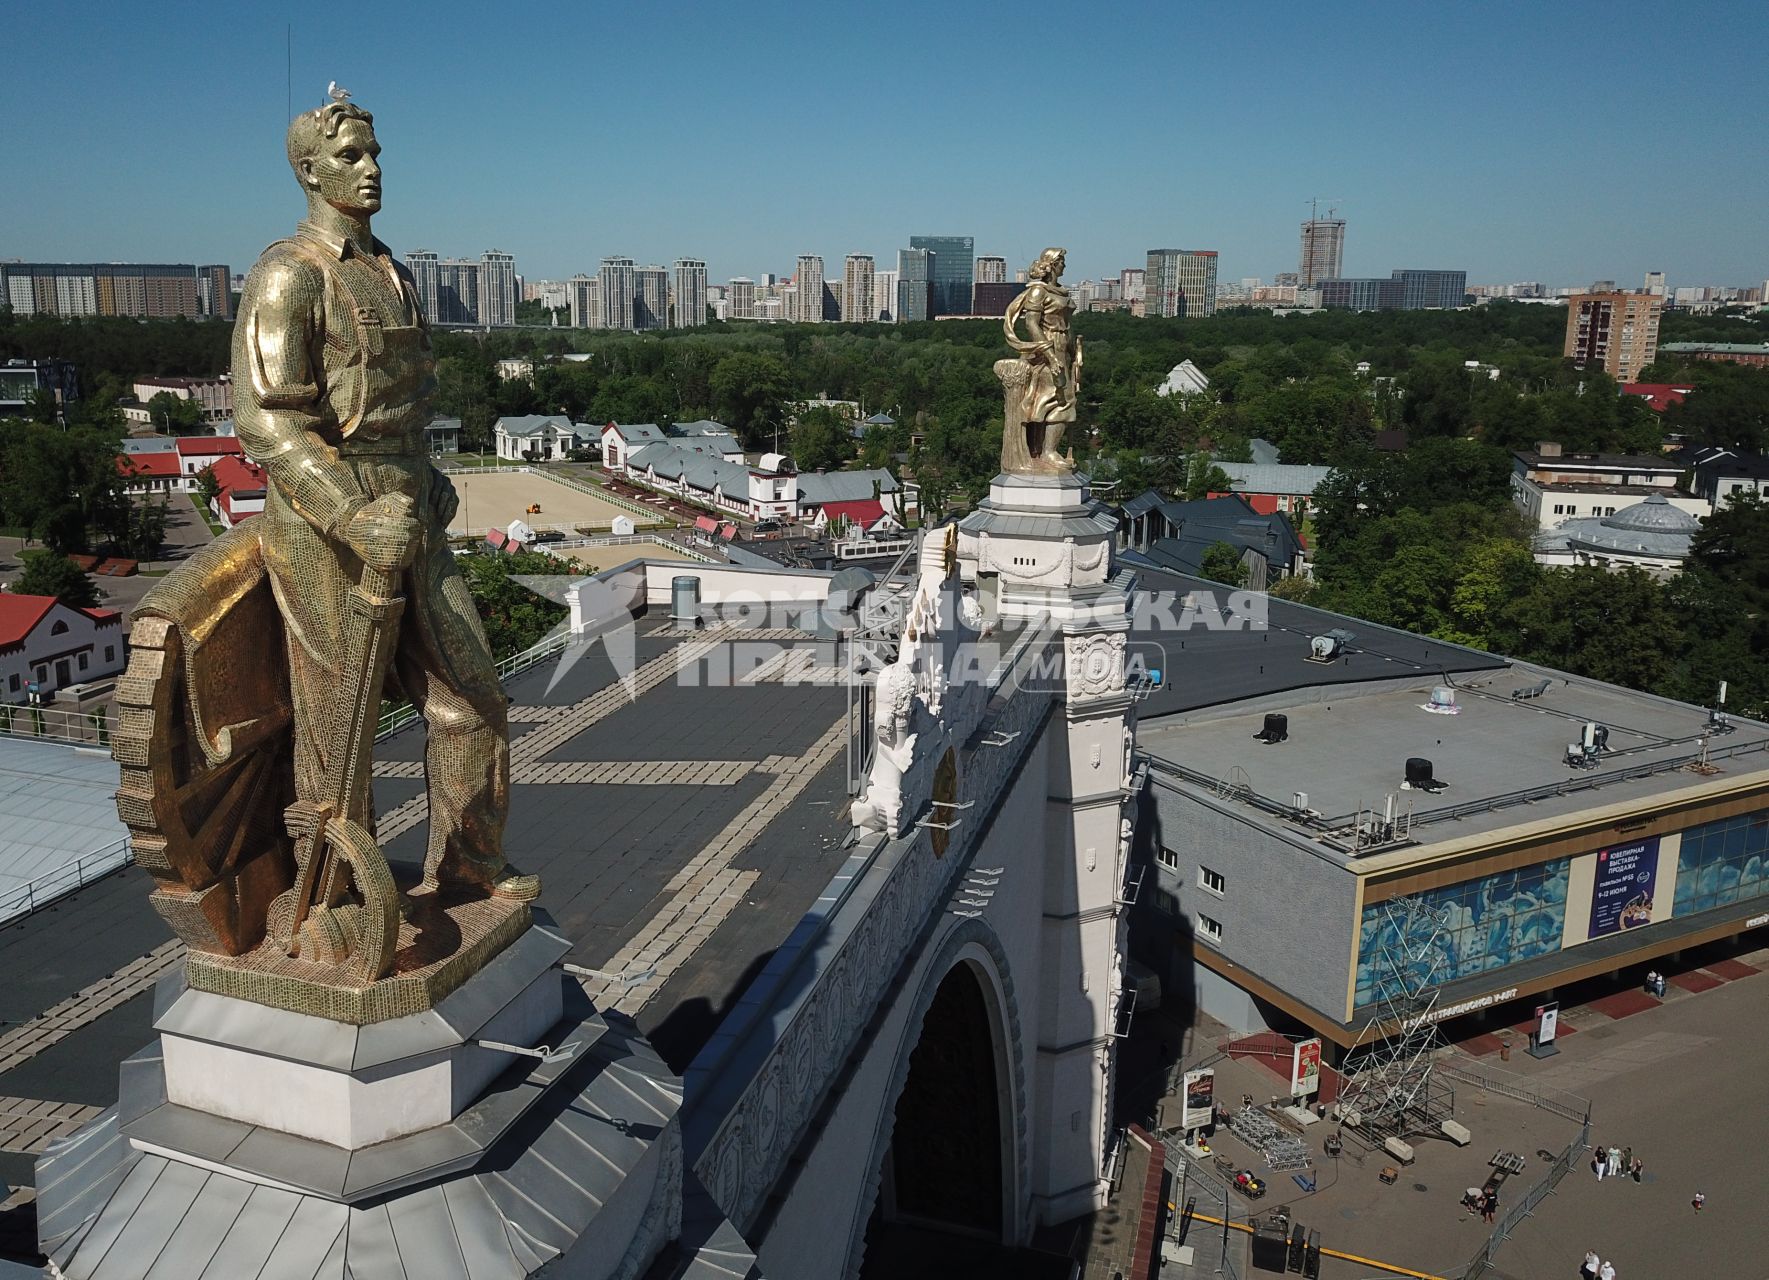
[[975, 255, 1007, 285], [1317, 268, 1466, 312], [909, 235, 974, 317], [842, 255, 874, 323], [568, 274, 601, 329], [1, 262, 221, 320], [1564, 292, 1663, 382], [407, 251, 440, 319], [793, 255, 824, 323], [1392, 268, 1467, 311], [197, 265, 233, 320], [896, 248, 933, 323], [435, 259, 481, 325], [872, 269, 898, 322], [1144, 249, 1219, 318], [673, 258, 708, 327], [480, 250, 517, 327], [598, 256, 637, 330], [728, 277, 757, 320], [1644, 270, 1667, 297], [970, 282, 1026, 317], [1119, 267, 1145, 303], [1299, 218, 1346, 288], [635, 265, 670, 330]]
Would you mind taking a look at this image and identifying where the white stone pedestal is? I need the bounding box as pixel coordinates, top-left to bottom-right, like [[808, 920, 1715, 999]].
[[957, 472, 1123, 623], [156, 922, 568, 1148]]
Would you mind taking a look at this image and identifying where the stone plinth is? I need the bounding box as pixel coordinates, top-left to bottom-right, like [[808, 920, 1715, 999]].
[[957, 471, 1123, 622], [37, 912, 693, 1279], [185, 881, 533, 1025], [159, 918, 568, 1148]]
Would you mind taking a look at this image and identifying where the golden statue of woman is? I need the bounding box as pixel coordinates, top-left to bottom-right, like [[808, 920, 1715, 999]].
[[996, 246, 1082, 474]]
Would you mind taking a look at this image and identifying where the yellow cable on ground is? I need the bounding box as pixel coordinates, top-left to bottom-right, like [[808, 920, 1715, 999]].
[[1168, 1204, 1447, 1280]]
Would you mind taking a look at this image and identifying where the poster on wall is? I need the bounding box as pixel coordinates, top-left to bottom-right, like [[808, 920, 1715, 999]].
[[1290, 1038, 1323, 1098], [1589, 836, 1661, 937], [1181, 1069, 1216, 1130]]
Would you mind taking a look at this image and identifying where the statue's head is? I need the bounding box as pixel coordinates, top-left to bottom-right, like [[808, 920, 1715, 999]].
[[286, 98, 381, 217], [1028, 247, 1067, 283]]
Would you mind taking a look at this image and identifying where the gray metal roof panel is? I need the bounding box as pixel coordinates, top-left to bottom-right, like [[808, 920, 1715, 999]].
[[193, 1183, 302, 1280], [442, 1179, 528, 1280], [108, 1156, 212, 1277], [141, 1172, 252, 1280], [59, 1154, 165, 1276], [384, 1186, 473, 1280]]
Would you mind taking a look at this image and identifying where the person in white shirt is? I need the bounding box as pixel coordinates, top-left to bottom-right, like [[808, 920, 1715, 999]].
[[1599, 1260, 1616, 1280], [1582, 1249, 1600, 1279]]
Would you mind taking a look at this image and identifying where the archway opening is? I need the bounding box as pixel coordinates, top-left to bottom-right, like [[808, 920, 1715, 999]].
[[861, 960, 1070, 1279], [884, 962, 1001, 1234]]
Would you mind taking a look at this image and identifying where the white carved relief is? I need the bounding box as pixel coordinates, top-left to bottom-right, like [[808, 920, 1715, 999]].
[[1066, 631, 1126, 697]]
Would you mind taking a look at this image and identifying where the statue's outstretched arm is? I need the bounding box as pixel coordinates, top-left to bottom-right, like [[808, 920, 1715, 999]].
[[232, 256, 368, 535]]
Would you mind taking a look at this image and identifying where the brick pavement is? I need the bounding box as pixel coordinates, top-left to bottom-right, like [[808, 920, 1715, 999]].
[[0, 1098, 101, 1155], [581, 716, 850, 1016], [0, 940, 181, 1077], [375, 635, 724, 842]]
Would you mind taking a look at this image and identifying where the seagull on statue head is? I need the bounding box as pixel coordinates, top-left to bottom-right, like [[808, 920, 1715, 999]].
[[327, 80, 352, 104]]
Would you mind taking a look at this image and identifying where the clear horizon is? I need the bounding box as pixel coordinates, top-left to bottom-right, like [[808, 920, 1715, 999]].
[[2, 0, 1764, 292]]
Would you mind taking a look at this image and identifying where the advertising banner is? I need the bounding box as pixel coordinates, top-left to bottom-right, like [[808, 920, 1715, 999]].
[[1588, 836, 1661, 937], [1537, 1002, 1559, 1046], [1290, 1038, 1323, 1098], [1181, 1069, 1216, 1130]]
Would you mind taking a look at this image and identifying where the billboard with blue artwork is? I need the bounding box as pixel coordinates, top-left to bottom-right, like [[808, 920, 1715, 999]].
[[1589, 837, 1660, 937]]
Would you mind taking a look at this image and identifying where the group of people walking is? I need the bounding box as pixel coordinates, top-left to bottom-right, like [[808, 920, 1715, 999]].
[[1582, 1251, 1617, 1280], [1592, 1143, 1642, 1182]]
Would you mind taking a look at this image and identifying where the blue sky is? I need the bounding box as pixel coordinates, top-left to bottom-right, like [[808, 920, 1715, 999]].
[[3, 0, 1764, 290]]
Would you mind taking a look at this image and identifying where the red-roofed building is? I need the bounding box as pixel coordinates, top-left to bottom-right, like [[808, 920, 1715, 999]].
[[118, 437, 248, 496], [174, 436, 244, 483], [117, 450, 184, 496], [810, 498, 900, 536], [0, 593, 125, 702], [207, 455, 268, 528], [1621, 383, 1695, 413]]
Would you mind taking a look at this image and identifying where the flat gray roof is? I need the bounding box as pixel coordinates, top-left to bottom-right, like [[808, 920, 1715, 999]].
[[1127, 565, 1508, 719], [0, 740, 128, 922], [1143, 665, 1769, 855]]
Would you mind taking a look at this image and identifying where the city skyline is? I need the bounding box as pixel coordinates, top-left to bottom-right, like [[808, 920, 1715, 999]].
[[1, 1, 1763, 290]]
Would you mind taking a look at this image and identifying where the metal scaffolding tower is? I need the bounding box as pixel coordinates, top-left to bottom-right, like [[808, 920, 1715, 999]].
[[1335, 896, 1456, 1144]]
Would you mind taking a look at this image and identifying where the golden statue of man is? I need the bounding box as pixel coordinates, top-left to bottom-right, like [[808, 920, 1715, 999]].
[[233, 92, 536, 903]]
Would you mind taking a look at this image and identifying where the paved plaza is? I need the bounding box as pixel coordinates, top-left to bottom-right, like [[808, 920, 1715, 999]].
[[1108, 935, 1769, 1279], [445, 468, 652, 536]]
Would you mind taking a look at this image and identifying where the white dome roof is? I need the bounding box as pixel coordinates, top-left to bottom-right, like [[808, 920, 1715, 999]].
[[1601, 493, 1700, 534]]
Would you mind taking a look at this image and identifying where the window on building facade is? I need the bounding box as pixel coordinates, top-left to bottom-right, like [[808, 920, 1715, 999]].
[[1674, 809, 1769, 917], [51, 620, 69, 636], [105, 647, 115, 662], [8, 674, 17, 692], [1155, 889, 1181, 917], [1197, 913, 1224, 943], [1199, 866, 1226, 896], [35, 667, 46, 683], [1354, 857, 1571, 1009], [1158, 845, 1179, 870], [78, 653, 88, 671]]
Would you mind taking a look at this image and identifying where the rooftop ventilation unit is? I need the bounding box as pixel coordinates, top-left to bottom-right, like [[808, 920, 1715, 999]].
[[1402, 757, 1445, 793], [1511, 678, 1552, 700], [1306, 629, 1356, 663], [1420, 686, 1460, 715], [1253, 713, 1288, 744], [1565, 722, 1610, 769]]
